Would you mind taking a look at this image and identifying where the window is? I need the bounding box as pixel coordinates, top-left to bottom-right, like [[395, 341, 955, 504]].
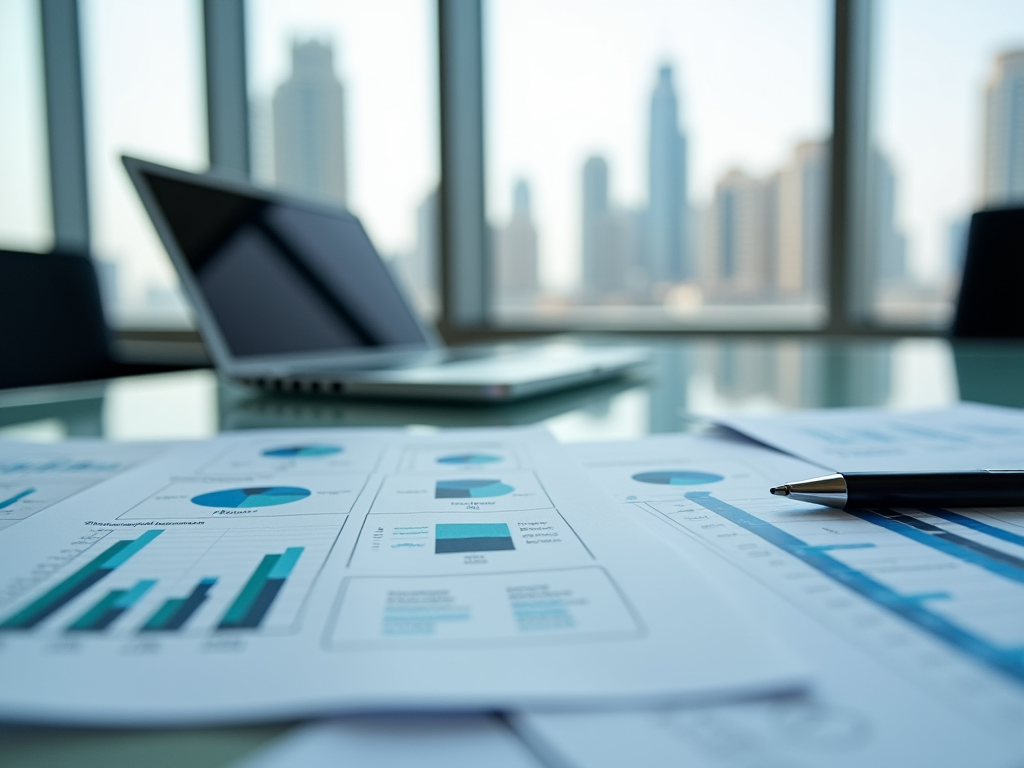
[[485, 0, 833, 329], [872, 0, 1024, 326], [80, 0, 208, 327], [0, 0, 51, 252], [246, 0, 441, 317]]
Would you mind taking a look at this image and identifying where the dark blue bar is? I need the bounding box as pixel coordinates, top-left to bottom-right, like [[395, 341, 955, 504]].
[[848, 509, 1024, 584], [923, 508, 1024, 548], [686, 491, 1024, 685]]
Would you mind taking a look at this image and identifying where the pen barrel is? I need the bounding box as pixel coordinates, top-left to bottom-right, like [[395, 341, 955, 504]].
[[844, 472, 1024, 508]]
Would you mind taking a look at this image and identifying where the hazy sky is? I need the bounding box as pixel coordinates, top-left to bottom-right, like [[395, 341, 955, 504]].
[[1, 0, 1022, 313]]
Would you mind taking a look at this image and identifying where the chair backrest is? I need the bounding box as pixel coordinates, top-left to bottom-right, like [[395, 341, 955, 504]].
[[0, 248, 114, 389], [951, 206, 1024, 339]]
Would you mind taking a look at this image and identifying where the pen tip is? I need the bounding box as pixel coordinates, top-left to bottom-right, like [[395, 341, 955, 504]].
[[770, 486, 789, 496]]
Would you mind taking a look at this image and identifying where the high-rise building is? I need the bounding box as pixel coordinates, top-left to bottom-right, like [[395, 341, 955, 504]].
[[582, 155, 609, 295], [981, 50, 1024, 205], [272, 40, 348, 206], [579, 156, 631, 297], [646, 64, 691, 284], [396, 188, 439, 317], [870, 149, 907, 285], [495, 180, 539, 297], [775, 141, 827, 299], [704, 169, 772, 299]]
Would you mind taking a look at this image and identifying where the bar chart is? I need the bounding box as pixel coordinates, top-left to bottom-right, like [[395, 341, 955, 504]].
[[0, 521, 340, 636]]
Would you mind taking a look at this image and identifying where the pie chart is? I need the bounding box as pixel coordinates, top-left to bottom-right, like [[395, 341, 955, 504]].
[[435, 478, 514, 499], [437, 453, 502, 465], [262, 445, 342, 458], [632, 471, 724, 486], [191, 486, 312, 508]]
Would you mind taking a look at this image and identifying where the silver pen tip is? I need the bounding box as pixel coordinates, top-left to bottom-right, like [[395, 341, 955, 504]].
[[770, 485, 790, 496]]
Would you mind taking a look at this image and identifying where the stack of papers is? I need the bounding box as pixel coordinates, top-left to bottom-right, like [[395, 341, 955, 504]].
[[1, 403, 1023, 767]]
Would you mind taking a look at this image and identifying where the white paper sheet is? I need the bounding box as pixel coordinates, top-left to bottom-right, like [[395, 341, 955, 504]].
[[0, 428, 801, 725], [0, 440, 172, 531], [715, 402, 1024, 472], [231, 715, 545, 768], [512, 434, 1024, 767]]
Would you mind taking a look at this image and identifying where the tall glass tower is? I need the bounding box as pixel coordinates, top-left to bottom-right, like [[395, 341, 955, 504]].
[[646, 65, 690, 283]]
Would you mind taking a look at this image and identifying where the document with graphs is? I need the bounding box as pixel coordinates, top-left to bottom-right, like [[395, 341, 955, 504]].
[[716, 401, 1024, 472], [513, 433, 1024, 768], [0, 428, 800, 724]]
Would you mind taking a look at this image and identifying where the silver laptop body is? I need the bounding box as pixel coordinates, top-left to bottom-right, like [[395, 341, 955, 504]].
[[123, 156, 648, 401]]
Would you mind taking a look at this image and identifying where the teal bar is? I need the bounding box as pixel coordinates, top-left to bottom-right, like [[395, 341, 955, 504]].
[[143, 598, 183, 630], [266, 547, 303, 580], [112, 580, 156, 609], [219, 554, 280, 626], [0, 539, 132, 629], [102, 530, 162, 568], [68, 590, 124, 631]]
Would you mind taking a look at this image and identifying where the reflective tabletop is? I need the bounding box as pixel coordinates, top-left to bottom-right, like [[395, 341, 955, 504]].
[[2, 336, 1023, 768], [1, 337, 1023, 446]]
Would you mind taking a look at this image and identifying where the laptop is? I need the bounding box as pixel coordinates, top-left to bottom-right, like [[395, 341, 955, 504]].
[[123, 157, 648, 401]]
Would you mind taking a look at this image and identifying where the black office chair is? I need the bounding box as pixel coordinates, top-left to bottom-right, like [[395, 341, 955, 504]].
[[951, 206, 1024, 338], [0, 248, 119, 389]]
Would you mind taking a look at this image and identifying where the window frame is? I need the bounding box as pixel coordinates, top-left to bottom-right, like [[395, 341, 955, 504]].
[[35, 0, 936, 341]]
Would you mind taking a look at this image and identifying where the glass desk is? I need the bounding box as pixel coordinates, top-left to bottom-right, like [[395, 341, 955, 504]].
[[2, 336, 1023, 767]]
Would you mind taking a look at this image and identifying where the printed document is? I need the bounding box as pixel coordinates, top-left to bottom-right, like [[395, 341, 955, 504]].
[[513, 433, 1024, 767], [0, 428, 800, 724], [716, 401, 1024, 471]]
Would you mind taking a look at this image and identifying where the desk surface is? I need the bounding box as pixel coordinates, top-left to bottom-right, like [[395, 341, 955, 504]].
[[2, 336, 1023, 767]]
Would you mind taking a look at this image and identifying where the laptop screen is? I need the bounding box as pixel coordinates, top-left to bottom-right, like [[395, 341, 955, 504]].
[[139, 169, 430, 358]]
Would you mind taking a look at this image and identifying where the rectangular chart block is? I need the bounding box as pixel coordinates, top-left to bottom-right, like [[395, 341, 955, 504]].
[[328, 567, 640, 647], [119, 475, 366, 520], [372, 470, 551, 515], [349, 511, 591, 573], [435, 523, 515, 554]]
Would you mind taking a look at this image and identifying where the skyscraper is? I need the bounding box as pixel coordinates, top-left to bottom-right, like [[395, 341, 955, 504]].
[[870, 148, 907, 285], [646, 65, 691, 284], [776, 141, 827, 299], [495, 180, 539, 298], [272, 40, 348, 205], [705, 169, 772, 299], [981, 50, 1024, 205], [582, 155, 609, 295]]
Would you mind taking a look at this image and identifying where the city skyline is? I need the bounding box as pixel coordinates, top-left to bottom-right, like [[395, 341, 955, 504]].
[[488, 58, 925, 310]]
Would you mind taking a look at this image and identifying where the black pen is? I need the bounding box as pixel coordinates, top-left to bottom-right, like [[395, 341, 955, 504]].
[[769, 470, 1024, 509]]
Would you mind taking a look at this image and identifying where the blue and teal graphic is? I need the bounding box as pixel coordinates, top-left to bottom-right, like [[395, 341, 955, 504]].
[[437, 454, 502, 465], [262, 445, 342, 458], [435, 478, 514, 499], [436, 523, 515, 554], [632, 470, 724, 486], [191, 487, 311, 508]]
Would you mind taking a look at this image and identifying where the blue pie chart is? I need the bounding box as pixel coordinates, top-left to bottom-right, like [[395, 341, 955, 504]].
[[191, 486, 312, 508], [437, 453, 502, 465], [632, 471, 724, 486], [436, 478, 514, 499], [262, 445, 342, 458]]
